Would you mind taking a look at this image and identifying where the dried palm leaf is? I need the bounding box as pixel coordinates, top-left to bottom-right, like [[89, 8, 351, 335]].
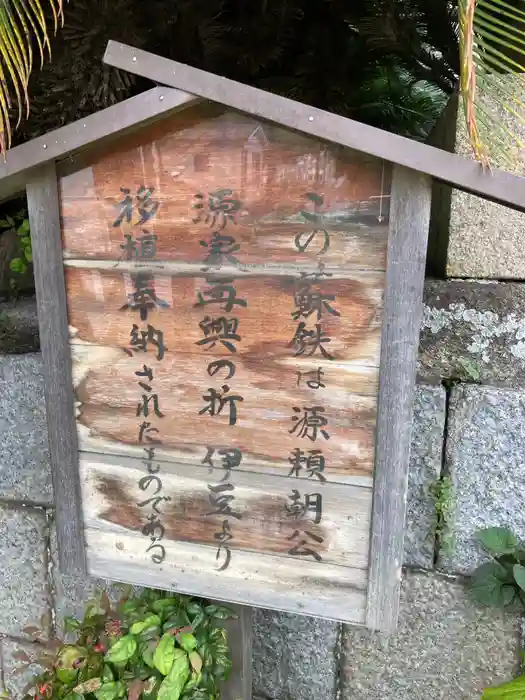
[[459, 0, 525, 169]]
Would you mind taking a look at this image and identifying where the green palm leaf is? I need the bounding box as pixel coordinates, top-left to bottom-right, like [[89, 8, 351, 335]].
[[459, 0, 525, 169], [0, 0, 65, 152]]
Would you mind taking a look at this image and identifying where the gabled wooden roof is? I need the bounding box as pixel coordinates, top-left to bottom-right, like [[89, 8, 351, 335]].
[[103, 40, 525, 214], [2, 38, 525, 215]]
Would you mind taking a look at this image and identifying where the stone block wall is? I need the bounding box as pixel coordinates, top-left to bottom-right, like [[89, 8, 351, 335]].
[[0, 286, 523, 700]]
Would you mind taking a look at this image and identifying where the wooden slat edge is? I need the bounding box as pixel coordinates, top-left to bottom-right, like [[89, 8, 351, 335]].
[[366, 165, 432, 633], [86, 528, 368, 624], [27, 163, 86, 574], [103, 41, 525, 214]]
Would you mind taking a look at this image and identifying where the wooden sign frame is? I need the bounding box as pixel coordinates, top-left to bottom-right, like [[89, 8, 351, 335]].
[[1, 42, 525, 638]]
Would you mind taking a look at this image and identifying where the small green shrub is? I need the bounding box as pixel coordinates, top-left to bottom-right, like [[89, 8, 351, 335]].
[[471, 527, 525, 698], [0, 209, 33, 292], [18, 589, 234, 700], [470, 526, 525, 610]]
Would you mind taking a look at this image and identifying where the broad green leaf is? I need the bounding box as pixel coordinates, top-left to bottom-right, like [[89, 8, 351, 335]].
[[105, 635, 137, 664], [470, 561, 514, 607], [56, 668, 78, 684], [182, 670, 202, 693], [57, 645, 86, 670], [94, 681, 125, 700], [300, 210, 318, 223], [24, 248, 32, 263], [9, 258, 22, 273], [204, 604, 235, 620], [152, 598, 179, 614], [119, 599, 139, 616], [482, 674, 525, 698], [477, 527, 519, 555], [186, 602, 203, 617], [102, 665, 114, 682], [189, 651, 202, 674], [154, 633, 176, 675], [130, 615, 161, 636], [6, 216, 14, 226], [178, 632, 197, 652], [163, 610, 191, 633], [141, 640, 157, 668], [157, 650, 190, 700], [514, 564, 525, 592]]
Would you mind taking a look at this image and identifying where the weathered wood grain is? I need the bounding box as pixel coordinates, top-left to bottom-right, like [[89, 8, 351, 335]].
[[80, 453, 372, 569], [85, 527, 368, 624], [366, 165, 432, 634], [27, 164, 86, 575], [58, 104, 390, 270], [65, 267, 383, 365], [71, 341, 377, 483]]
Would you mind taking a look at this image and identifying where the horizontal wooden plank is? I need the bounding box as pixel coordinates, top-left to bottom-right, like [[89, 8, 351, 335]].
[[85, 527, 368, 624], [65, 267, 384, 367], [80, 453, 372, 569], [58, 102, 390, 270], [72, 340, 377, 482]]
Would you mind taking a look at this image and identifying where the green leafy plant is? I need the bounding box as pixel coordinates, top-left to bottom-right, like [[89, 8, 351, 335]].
[[430, 475, 455, 554], [0, 209, 32, 278], [470, 526, 525, 610], [482, 673, 525, 699], [18, 589, 234, 700]]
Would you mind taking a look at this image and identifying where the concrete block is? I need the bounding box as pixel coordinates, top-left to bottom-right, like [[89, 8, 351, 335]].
[[0, 354, 52, 506], [2, 640, 45, 700], [439, 385, 525, 574], [419, 280, 525, 387], [252, 608, 339, 700], [404, 385, 445, 569], [342, 570, 519, 700], [0, 298, 39, 354], [0, 506, 50, 639]]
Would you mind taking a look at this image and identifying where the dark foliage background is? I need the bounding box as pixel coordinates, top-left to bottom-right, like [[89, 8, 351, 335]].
[[16, 0, 460, 144]]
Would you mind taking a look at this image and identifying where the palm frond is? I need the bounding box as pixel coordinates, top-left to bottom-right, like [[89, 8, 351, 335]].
[[459, 0, 525, 169], [0, 0, 65, 153]]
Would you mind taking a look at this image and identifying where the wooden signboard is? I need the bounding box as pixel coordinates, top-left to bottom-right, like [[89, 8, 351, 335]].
[[62, 102, 389, 625], [15, 40, 525, 640]]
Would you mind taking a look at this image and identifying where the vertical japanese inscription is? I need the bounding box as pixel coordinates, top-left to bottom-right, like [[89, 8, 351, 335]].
[[285, 192, 339, 561], [114, 186, 169, 565], [193, 189, 245, 571]]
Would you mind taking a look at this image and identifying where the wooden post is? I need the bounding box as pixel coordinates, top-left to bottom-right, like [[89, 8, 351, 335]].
[[220, 603, 252, 700], [27, 163, 86, 575]]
